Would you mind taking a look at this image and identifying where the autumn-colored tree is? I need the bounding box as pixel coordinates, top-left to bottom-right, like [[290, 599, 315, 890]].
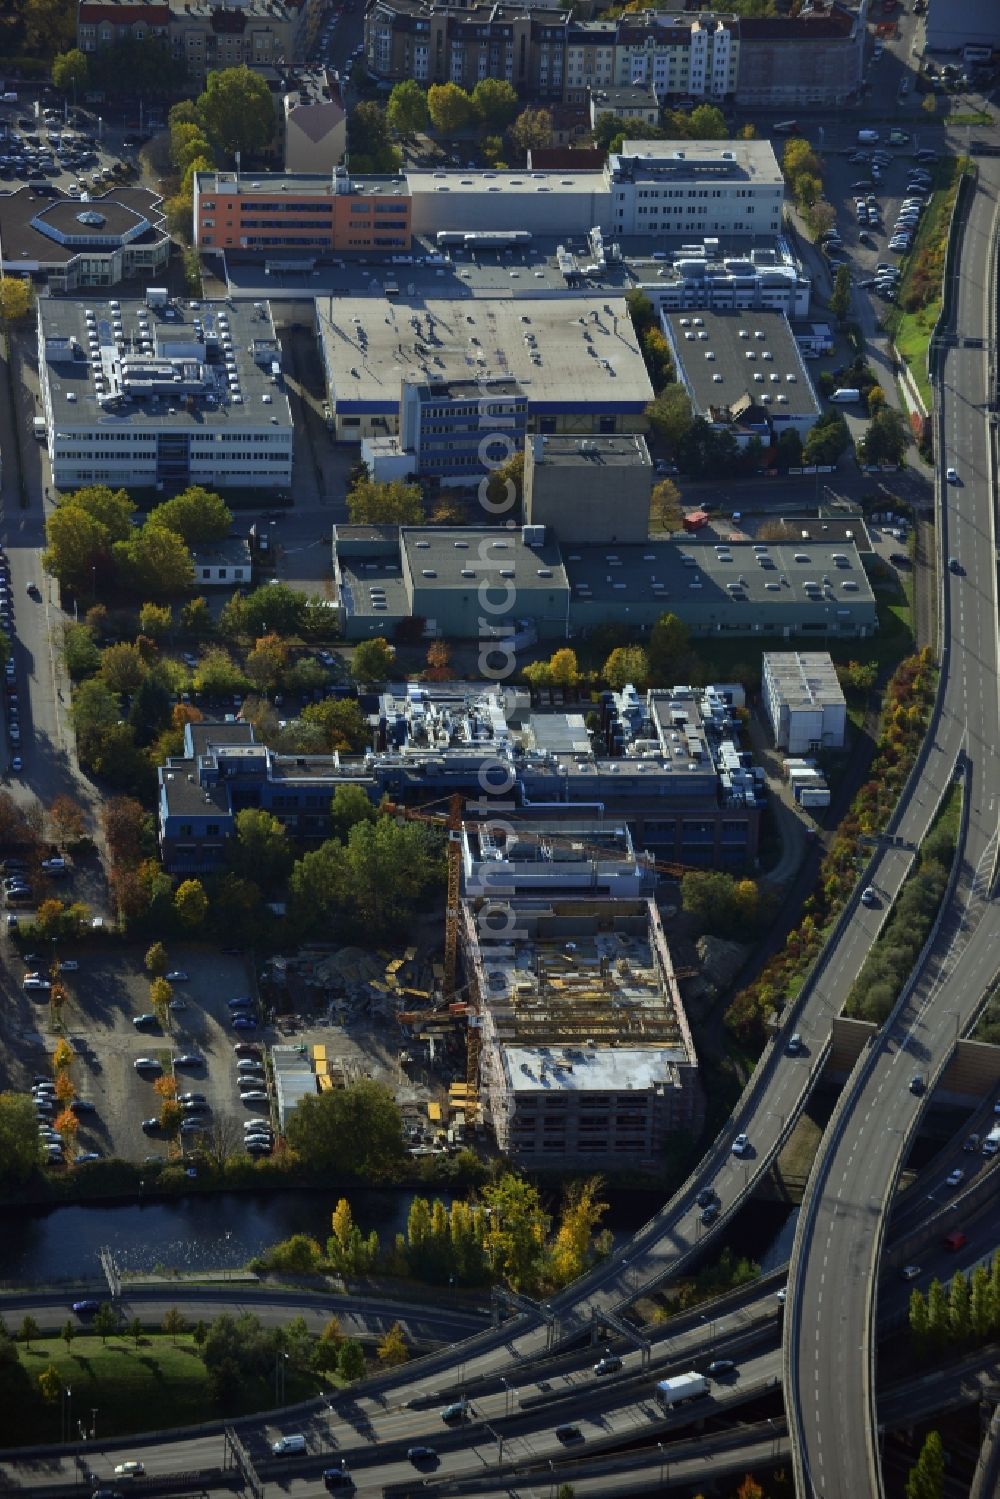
[[54, 1109, 79, 1143], [319, 1315, 343, 1350], [548, 1178, 609, 1288], [54, 1071, 76, 1105], [150, 977, 173, 1022], [161, 1307, 186, 1343], [49, 795, 86, 845], [0, 277, 33, 326], [174, 879, 208, 927], [245, 633, 290, 694], [103, 796, 149, 869], [145, 941, 168, 978], [424, 640, 451, 681], [52, 1038, 75, 1075], [523, 648, 580, 688], [376, 1321, 409, 1366], [650, 478, 684, 532], [160, 1100, 183, 1137], [603, 646, 649, 692], [736, 1480, 765, 1499], [37, 1365, 62, 1404], [154, 1074, 178, 1102]]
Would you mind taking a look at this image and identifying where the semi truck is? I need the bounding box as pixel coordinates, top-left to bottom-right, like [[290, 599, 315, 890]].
[[655, 1371, 710, 1409]]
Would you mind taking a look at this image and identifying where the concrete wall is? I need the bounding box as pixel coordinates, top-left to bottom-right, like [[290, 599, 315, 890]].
[[524, 436, 652, 544]]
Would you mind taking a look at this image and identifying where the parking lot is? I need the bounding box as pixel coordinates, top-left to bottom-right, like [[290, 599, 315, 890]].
[[2, 943, 278, 1164], [0, 101, 137, 199]]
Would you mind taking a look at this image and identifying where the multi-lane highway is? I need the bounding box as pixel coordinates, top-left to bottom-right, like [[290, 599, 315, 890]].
[[787, 159, 1000, 1498]]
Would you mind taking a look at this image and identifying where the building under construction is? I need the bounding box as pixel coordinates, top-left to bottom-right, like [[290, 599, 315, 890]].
[[461, 890, 701, 1165]]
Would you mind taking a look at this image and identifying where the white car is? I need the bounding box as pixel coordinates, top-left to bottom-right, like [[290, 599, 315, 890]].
[[166, 970, 189, 982], [946, 467, 959, 484], [58, 960, 79, 972], [731, 1133, 749, 1157], [860, 886, 879, 907], [23, 975, 51, 991], [945, 1168, 964, 1188]]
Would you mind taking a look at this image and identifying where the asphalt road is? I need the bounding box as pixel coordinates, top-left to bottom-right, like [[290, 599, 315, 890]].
[[787, 154, 1000, 1499]]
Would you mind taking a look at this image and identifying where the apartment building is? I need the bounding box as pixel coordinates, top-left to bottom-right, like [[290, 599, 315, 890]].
[[37, 291, 292, 492], [78, 0, 321, 75], [283, 68, 347, 173], [192, 166, 411, 254], [364, 2, 858, 107]]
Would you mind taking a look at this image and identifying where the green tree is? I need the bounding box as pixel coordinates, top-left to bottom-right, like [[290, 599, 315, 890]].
[[427, 82, 473, 134], [114, 524, 193, 598], [315, 1315, 343, 1368], [244, 634, 290, 694], [926, 1277, 949, 1351], [290, 818, 439, 939], [776, 427, 804, 469], [145, 941, 169, 978], [970, 1263, 992, 1340], [377, 1321, 409, 1366], [347, 102, 400, 173], [193, 646, 247, 696], [220, 582, 307, 640], [351, 637, 396, 684], [174, 879, 208, 928], [859, 406, 909, 468], [230, 808, 292, 887], [330, 785, 378, 843], [482, 450, 525, 522], [482, 1174, 550, 1294], [63, 622, 102, 679], [285, 1080, 405, 1180], [181, 597, 214, 639], [37, 1364, 62, 1404], [509, 107, 553, 159], [197, 66, 275, 158], [126, 1316, 143, 1348], [386, 80, 430, 137], [44, 507, 113, 593], [94, 1304, 117, 1344], [52, 48, 89, 95], [647, 611, 690, 684], [346, 477, 424, 526], [948, 1270, 971, 1342], [161, 1307, 187, 1344], [328, 1197, 380, 1276], [337, 1338, 366, 1382], [688, 104, 728, 139], [61, 1319, 76, 1353], [905, 1430, 945, 1499], [472, 78, 520, 129], [910, 1287, 930, 1355], [802, 412, 850, 466], [603, 646, 649, 691], [150, 486, 232, 544], [301, 697, 370, 752], [0, 1095, 44, 1184], [19, 1315, 39, 1349], [99, 642, 147, 694], [830, 264, 852, 325], [645, 384, 694, 451]]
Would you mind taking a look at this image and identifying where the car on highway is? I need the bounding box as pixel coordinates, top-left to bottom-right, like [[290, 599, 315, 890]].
[[166, 970, 189, 981], [909, 1074, 925, 1095], [786, 1033, 804, 1055], [946, 466, 959, 483], [407, 1446, 438, 1463], [899, 1264, 921, 1281], [322, 1471, 354, 1492], [593, 1354, 623, 1375], [701, 1204, 720, 1226], [731, 1132, 750, 1156], [555, 1423, 583, 1442], [696, 1187, 716, 1208], [71, 1299, 100, 1314], [945, 1168, 965, 1188], [113, 1463, 145, 1479], [949, 556, 963, 574], [706, 1359, 736, 1377], [860, 886, 879, 907], [11, 755, 23, 773], [25, 582, 39, 598], [440, 1399, 472, 1422]]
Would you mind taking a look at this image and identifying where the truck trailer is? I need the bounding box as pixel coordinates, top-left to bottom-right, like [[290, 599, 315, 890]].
[[656, 1371, 710, 1408]]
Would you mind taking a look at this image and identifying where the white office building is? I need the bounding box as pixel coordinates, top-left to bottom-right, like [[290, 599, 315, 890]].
[[606, 138, 784, 239], [37, 292, 293, 493], [762, 650, 847, 754]]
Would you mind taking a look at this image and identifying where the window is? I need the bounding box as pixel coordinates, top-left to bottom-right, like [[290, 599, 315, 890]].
[[179, 823, 193, 836], [201, 568, 211, 579], [206, 823, 220, 835], [218, 568, 227, 579]]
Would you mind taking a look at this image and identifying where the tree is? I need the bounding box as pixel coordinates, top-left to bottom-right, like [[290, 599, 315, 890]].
[[548, 1178, 609, 1288], [830, 264, 852, 326], [337, 1338, 366, 1382], [0, 1094, 44, 1185], [63, 622, 102, 679], [948, 1270, 971, 1342], [221, 582, 307, 640], [802, 412, 850, 466], [483, 450, 524, 522], [197, 67, 274, 158], [145, 943, 168, 981], [52, 49, 89, 95], [230, 808, 292, 887], [114, 524, 193, 598], [54, 1108, 79, 1144], [776, 427, 804, 469], [510, 107, 553, 159], [99, 642, 147, 695], [103, 796, 151, 869], [645, 385, 694, 451], [906, 1430, 945, 1499], [44, 505, 114, 592], [301, 698, 369, 753], [49, 795, 87, 846], [688, 104, 728, 139], [346, 477, 424, 526], [329, 785, 378, 843], [94, 1304, 117, 1343], [347, 102, 400, 173], [971, 1263, 992, 1340], [523, 648, 580, 688], [351, 637, 396, 684], [245, 634, 289, 694], [386, 80, 430, 137], [192, 645, 247, 698], [0, 278, 32, 327], [482, 1174, 550, 1294], [126, 1316, 144, 1348], [425, 640, 451, 681], [150, 977, 173, 1024], [291, 818, 440, 939], [647, 612, 690, 684], [316, 1316, 344, 1368], [174, 879, 208, 928], [860, 406, 909, 467], [926, 1277, 949, 1351], [377, 1321, 409, 1366], [867, 385, 887, 415], [52, 1039, 76, 1074], [472, 78, 520, 130], [37, 1364, 62, 1404], [650, 478, 683, 532], [427, 82, 473, 135], [603, 645, 649, 691], [19, 1315, 39, 1349], [161, 1307, 187, 1344], [150, 486, 233, 544], [181, 596, 213, 639], [285, 1080, 405, 1180]]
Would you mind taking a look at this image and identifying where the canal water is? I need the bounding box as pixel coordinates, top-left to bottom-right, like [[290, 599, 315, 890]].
[[0, 1186, 795, 1287]]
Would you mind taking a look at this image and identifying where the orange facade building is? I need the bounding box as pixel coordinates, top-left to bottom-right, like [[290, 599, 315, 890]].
[[192, 168, 411, 257]]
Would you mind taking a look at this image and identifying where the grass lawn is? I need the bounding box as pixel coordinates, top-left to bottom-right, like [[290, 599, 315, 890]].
[[15, 1334, 323, 1443]]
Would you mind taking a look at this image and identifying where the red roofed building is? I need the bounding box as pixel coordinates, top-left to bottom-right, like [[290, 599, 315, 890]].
[[77, 0, 170, 52], [735, 1, 865, 109]]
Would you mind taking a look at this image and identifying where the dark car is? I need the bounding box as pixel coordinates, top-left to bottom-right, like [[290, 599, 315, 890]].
[[174, 1053, 204, 1068], [706, 1359, 736, 1377], [701, 1204, 720, 1226], [910, 1074, 925, 1095], [234, 1043, 262, 1058], [71, 1299, 100, 1315], [321, 1473, 354, 1492], [407, 1446, 438, 1463], [555, 1424, 582, 1443], [593, 1354, 622, 1376], [233, 1015, 257, 1031], [695, 1187, 715, 1209]]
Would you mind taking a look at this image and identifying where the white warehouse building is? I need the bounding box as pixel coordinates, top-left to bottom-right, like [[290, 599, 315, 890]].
[[762, 650, 847, 754], [37, 292, 293, 493]]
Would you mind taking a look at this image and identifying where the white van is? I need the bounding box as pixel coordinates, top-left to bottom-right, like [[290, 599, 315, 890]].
[[830, 388, 861, 404], [32, 416, 46, 440], [272, 1434, 307, 1456]]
